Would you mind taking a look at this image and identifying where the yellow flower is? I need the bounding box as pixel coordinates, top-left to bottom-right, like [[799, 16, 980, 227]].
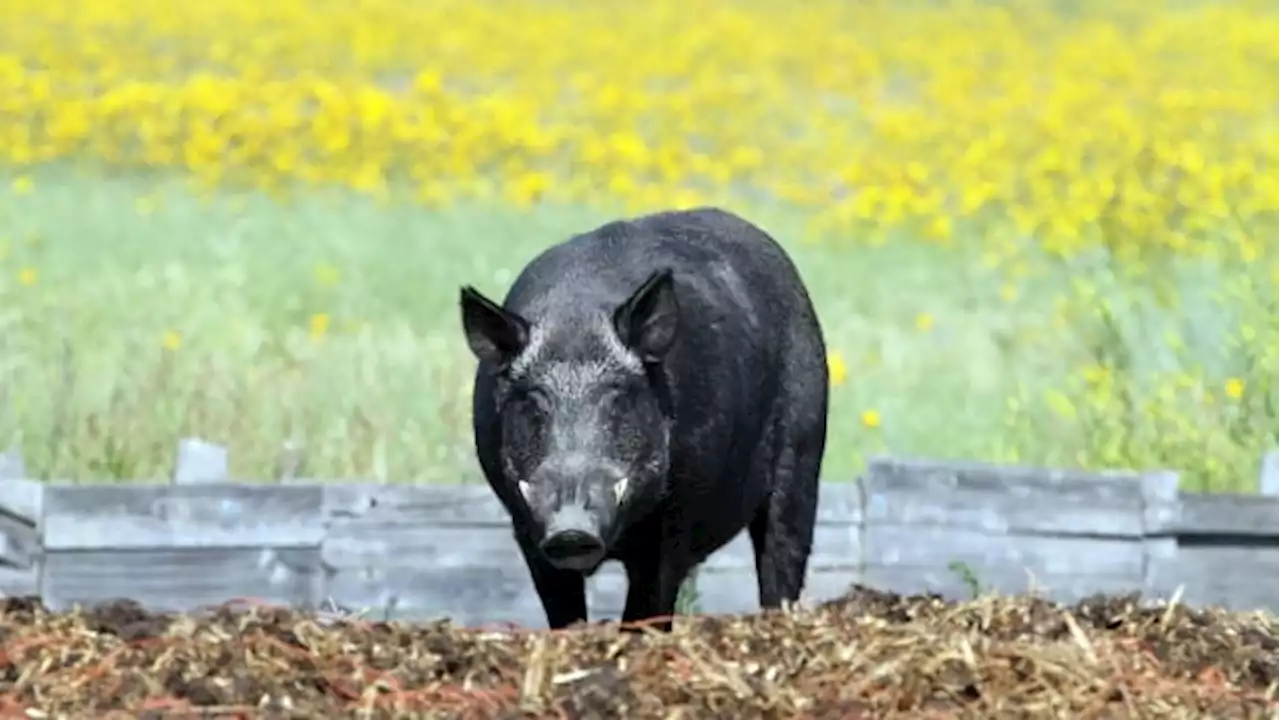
[[827, 351, 848, 387], [915, 312, 934, 332], [161, 329, 183, 351], [1224, 378, 1244, 401], [11, 176, 33, 195], [17, 267, 37, 286], [924, 214, 952, 241], [860, 409, 881, 429], [309, 312, 331, 340]]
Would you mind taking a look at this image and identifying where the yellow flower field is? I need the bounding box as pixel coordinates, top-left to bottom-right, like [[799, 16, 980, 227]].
[[0, 0, 1275, 488], [1, 0, 1276, 256]]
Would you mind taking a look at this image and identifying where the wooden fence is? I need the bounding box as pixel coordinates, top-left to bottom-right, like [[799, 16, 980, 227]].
[[0, 439, 1276, 628]]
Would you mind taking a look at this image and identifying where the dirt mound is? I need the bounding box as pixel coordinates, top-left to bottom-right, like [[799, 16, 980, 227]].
[[1, 586, 1275, 718]]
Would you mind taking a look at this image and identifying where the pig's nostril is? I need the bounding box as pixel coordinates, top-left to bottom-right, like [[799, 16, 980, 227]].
[[540, 530, 605, 563]]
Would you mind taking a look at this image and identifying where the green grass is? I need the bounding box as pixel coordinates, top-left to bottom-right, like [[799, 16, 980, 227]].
[[0, 165, 1274, 491]]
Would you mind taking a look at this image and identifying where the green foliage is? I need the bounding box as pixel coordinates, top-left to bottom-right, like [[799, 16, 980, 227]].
[[947, 561, 985, 600], [675, 567, 703, 616], [0, 167, 1273, 491]]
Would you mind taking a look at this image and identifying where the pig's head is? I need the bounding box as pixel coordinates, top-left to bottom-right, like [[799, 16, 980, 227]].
[[460, 269, 679, 573]]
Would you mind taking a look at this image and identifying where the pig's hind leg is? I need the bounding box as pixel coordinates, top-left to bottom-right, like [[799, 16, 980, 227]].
[[750, 325, 829, 610], [748, 432, 823, 609]]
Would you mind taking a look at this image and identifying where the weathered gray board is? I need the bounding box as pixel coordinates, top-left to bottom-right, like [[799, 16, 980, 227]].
[[1145, 488, 1280, 613], [39, 484, 327, 614], [320, 483, 550, 627], [0, 455, 1276, 627], [0, 453, 40, 598], [857, 458, 1169, 602]]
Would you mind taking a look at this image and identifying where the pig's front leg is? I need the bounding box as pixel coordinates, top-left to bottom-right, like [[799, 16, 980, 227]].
[[515, 531, 588, 629], [619, 544, 693, 632]]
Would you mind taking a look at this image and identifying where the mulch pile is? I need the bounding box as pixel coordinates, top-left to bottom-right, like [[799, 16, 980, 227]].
[[0, 587, 1276, 719]]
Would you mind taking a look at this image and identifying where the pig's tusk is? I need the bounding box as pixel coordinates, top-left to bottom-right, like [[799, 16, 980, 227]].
[[613, 477, 629, 503], [518, 480, 532, 501]]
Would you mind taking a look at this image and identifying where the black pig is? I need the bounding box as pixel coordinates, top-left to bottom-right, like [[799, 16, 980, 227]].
[[459, 207, 829, 631]]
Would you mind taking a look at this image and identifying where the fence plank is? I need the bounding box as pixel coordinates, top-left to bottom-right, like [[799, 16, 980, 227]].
[[0, 566, 38, 597], [319, 480, 864, 526], [861, 456, 1147, 536], [327, 566, 547, 628], [321, 525, 524, 571], [0, 476, 41, 570], [1139, 471, 1182, 605], [814, 481, 864, 524], [591, 567, 866, 619], [1158, 545, 1279, 614], [797, 568, 865, 609], [0, 512, 37, 569], [577, 519, 862, 617], [42, 547, 324, 612], [0, 482, 41, 532], [324, 560, 546, 628], [683, 568, 765, 616], [1166, 492, 1279, 537], [680, 568, 868, 617], [586, 562, 628, 618], [320, 521, 546, 627], [864, 525, 1146, 579], [862, 563, 1147, 604], [42, 484, 325, 550], [0, 451, 41, 596], [697, 524, 860, 573], [320, 483, 511, 526], [1140, 471, 1181, 534], [0, 452, 41, 525]]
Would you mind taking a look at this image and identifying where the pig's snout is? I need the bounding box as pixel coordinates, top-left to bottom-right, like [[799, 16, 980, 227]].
[[539, 504, 606, 571]]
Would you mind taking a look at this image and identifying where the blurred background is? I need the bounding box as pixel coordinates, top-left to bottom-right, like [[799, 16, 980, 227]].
[[0, 0, 1274, 492]]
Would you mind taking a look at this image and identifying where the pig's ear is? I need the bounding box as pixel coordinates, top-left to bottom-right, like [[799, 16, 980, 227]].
[[613, 268, 679, 362], [460, 286, 530, 369]]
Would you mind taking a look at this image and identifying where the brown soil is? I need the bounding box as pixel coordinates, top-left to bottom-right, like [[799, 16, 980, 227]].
[[1, 586, 1276, 719]]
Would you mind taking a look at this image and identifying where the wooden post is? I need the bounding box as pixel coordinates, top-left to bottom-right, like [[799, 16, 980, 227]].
[[275, 441, 307, 483], [0, 450, 41, 598], [172, 438, 230, 484], [1258, 450, 1278, 497]]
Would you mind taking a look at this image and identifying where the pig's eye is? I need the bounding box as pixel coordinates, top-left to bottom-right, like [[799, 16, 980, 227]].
[[502, 397, 549, 470], [508, 387, 551, 413]]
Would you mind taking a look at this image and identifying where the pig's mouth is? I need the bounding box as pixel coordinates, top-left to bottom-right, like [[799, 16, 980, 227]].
[[540, 529, 607, 572], [538, 504, 610, 572]]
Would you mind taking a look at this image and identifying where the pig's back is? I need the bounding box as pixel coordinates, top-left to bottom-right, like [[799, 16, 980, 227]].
[[504, 207, 817, 342]]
